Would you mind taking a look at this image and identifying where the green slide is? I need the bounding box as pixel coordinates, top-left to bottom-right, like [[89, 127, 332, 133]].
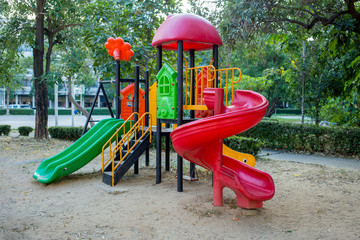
[[33, 118, 130, 183]]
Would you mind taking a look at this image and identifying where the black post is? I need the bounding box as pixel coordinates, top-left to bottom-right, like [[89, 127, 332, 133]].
[[156, 118, 162, 184], [100, 83, 114, 118], [116, 60, 121, 119], [145, 70, 150, 166], [189, 49, 196, 178], [165, 133, 170, 171], [134, 65, 140, 174], [177, 41, 184, 192], [156, 46, 162, 72], [156, 46, 162, 184], [82, 82, 101, 135], [213, 45, 219, 88], [190, 49, 195, 118]]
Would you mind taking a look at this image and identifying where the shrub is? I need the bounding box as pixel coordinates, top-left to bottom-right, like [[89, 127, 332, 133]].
[[18, 126, 33, 136], [239, 120, 360, 157], [0, 109, 34, 115], [0, 125, 11, 136], [223, 136, 262, 156], [47, 108, 116, 116], [149, 135, 175, 151], [9, 109, 34, 115], [48, 126, 84, 140], [48, 109, 72, 115], [88, 108, 116, 115], [275, 108, 301, 115]]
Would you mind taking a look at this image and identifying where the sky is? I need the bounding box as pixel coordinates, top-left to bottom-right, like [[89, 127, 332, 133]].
[[181, 0, 192, 13]]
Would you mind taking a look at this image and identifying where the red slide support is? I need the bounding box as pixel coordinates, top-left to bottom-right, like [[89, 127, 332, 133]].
[[170, 88, 275, 209]]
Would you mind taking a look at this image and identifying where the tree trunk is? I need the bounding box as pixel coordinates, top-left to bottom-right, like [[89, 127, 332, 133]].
[[67, 76, 94, 127], [6, 87, 10, 115], [265, 97, 279, 117], [34, 0, 48, 139], [315, 104, 320, 125], [301, 41, 306, 125]]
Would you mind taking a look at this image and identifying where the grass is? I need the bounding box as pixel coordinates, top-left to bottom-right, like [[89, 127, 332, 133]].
[[270, 115, 313, 124]]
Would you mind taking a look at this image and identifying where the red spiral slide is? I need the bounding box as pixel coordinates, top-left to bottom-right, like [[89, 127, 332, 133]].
[[170, 88, 275, 209]]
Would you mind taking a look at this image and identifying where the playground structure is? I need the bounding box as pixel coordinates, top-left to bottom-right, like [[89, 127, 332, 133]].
[[33, 14, 275, 209]]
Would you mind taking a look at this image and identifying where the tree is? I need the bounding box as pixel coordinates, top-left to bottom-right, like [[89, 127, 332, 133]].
[[83, 0, 181, 81], [0, 51, 26, 114], [0, 3, 26, 115], [218, 0, 360, 124], [218, 0, 360, 37], [55, 43, 96, 126], [7, 0, 86, 139]]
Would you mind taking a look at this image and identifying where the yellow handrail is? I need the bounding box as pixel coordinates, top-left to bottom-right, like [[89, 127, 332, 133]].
[[102, 112, 152, 186], [102, 113, 137, 172], [214, 67, 242, 105], [183, 60, 242, 109]]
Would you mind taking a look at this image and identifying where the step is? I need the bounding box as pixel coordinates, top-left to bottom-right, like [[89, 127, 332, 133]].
[[103, 133, 151, 186]]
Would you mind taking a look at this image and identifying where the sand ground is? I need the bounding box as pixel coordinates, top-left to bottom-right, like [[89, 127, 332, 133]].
[[0, 136, 359, 240]]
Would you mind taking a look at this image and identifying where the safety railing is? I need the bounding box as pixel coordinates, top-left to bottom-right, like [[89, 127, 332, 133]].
[[102, 112, 152, 186], [215, 67, 242, 105], [183, 58, 242, 110], [102, 113, 136, 172]]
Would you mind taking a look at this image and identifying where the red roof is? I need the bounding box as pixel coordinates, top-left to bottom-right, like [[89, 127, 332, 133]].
[[152, 14, 222, 52]]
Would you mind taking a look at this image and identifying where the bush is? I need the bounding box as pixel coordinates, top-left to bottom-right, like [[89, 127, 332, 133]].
[[89, 108, 116, 115], [48, 108, 72, 115], [48, 126, 84, 140], [275, 108, 301, 115], [0, 125, 11, 136], [18, 126, 33, 136], [223, 136, 262, 156], [11, 109, 34, 115], [0, 109, 35, 115], [239, 120, 360, 157], [149, 135, 175, 151], [47, 108, 116, 115]]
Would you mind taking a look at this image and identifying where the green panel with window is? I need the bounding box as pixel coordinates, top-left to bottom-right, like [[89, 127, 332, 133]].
[[156, 62, 178, 119]]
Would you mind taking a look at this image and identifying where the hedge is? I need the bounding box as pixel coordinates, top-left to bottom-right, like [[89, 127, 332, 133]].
[[239, 121, 360, 157], [0, 109, 35, 115], [275, 108, 302, 115], [18, 126, 33, 136], [48, 126, 84, 140], [47, 108, 116, 115], [0, 125, 11, 136], [223, 136, 262, 156], [149, 135, 261, 156], [0, 108, 115, 115]]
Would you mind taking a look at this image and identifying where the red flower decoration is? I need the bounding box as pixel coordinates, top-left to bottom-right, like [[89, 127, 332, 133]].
[[105, 37, 134, 61]]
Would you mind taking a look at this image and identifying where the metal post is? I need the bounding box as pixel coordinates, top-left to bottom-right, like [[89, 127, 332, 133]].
[[82, 82, 101, 135], [156, 46, 163, 72], [145, 70, 150, 166], [116, 60, 121, 119], [190, 49, 195, 118], [134, 65, 140, 174], [54, 84, 58, 127], [156, 46, 162, 184], [177, 41, 184, 192], [213, 45, 219, 88], [100, 83, 114, 118], [156, 118, 162, 184], [189, 49, 196, 178], [71, 81, 75, 127]]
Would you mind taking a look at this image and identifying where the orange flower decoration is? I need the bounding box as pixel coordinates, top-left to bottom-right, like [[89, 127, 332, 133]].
[[105, 37, 134, 61]]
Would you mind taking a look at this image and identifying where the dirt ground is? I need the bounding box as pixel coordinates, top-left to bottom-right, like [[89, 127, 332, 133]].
[[0, 136, 359, 240]]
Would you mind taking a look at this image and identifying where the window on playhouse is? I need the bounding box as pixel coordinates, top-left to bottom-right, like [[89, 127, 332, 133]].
[[158, 75, 170, 96]]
